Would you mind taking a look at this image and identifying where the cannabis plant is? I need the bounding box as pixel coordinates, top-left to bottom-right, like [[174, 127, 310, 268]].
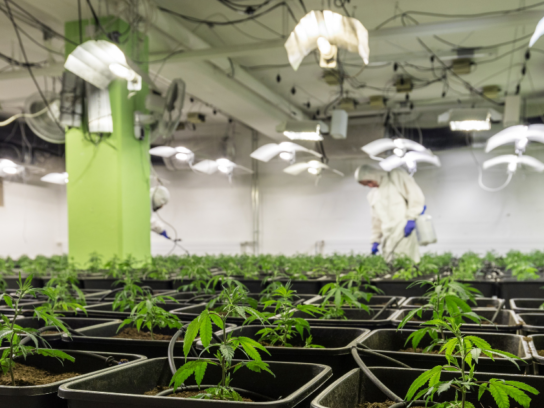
[[319, 273, 374, 320], [172, 286, 273, 401], [112, 276, 148, 311], [0, 275, 75, 386], [257, 283, 324, 348], [42, 268, 86, 312]]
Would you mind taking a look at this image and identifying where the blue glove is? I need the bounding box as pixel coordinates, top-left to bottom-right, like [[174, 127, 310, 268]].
[[160, 230, 170, 239], [371, 242, 379, 255], [404, 220, 416, 237], [421, 205, 427, 215]]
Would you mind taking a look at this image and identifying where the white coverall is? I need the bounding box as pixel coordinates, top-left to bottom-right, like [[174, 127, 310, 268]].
[[356, 165, 425, 263], [150, 186, 170, 236]]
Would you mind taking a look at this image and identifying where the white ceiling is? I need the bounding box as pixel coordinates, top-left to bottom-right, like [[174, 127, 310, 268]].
[[1, 0, 544, 140]]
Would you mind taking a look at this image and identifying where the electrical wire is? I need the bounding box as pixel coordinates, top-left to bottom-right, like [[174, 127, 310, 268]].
[[479, 170, 514, 192], [0, 107, 48, 127], [432, 32, 533, 50], [3, 0, 64, 133]]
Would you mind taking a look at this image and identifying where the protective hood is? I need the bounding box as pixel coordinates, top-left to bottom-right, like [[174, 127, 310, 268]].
[[355, 164, 387, 184], [151, 186, 170, 211]]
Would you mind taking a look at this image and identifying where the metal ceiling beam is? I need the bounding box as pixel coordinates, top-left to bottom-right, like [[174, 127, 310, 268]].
[[149, 10, 541, 64]]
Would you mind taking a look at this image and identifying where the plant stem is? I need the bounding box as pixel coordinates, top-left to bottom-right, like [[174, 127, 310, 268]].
[[221, 315, 227, 388], [8, 291, 23, 386]]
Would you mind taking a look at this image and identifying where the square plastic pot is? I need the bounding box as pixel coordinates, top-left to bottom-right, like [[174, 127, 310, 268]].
[[171, 303, 277, 325], [311, 367, 544, 408], [499, 278, 544, 302], [290, 307, 399, 329], [0, 349, 146, 408], [519, 313, 544, 335], [400, 297, 503, 309], [528, 334, 544, 374], [4, 275, 43, 289], [60, 319, 235, 359], [275, 279, 323, 295], [197, 325, 369, 382], [392, 308, 522, 333], [453, 279, 498, 298], [78, 276, 174, 290], [509, 298, 544, 313], [306, 296, 405, 309], [371, 278, 433, 297], [358, 328, 532, 374], [58, 357, 332, 408], [84, 299, 187, 319]]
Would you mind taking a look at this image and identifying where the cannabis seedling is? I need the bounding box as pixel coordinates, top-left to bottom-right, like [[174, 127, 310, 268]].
[[171, 286, 273, 401], [0, 275, 74, 386], [118, 294, 181, 340], [257, 283, 324, 348], [112, 276, 148, 312]]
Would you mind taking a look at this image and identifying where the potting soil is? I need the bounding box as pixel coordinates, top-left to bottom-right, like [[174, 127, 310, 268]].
[[399, 347, 444, 355], [358, 400, 424, 408], [538, 350, 544, 357], [113, 327, 182, 341], [168, 390, 253, 401], [0, 363, 80, 386]]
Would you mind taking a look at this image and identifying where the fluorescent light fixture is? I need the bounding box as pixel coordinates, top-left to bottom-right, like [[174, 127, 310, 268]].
[[379, 151, 441, 175], [41, 172, 69, 185], [192, 159, 253, 180], [485, 124, 544, 154], [276, 121, 329, 141], [285, 10, 369, 70], [438, 109, 502, 132], [149, 146, 195, 165], [250, 141, 321, 163], [64, 40, 144, 91], [362, 138, 426, 160], [483, 154, 544, 173], [529, 17, 544, 47], [283, 159, 344, 176], [0, 159, 22, 176]]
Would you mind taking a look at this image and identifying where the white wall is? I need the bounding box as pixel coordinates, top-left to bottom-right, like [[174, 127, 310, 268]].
[[0, 181, 67, 258], [2, 144, 544, 258]]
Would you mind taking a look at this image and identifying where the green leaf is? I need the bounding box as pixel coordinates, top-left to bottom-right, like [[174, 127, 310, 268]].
[[405, 365, 441, 401], [488, 381, 511, 408], [502, 380, 539, 395], [219, 344, 234, 363], [194, 361, 208, 386], [183, 317, 201, 358], [199, 312, 213, 348], [209, 313, 224, 330]]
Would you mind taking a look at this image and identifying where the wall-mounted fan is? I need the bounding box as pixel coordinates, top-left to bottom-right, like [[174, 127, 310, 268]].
[[24, 91, 64, 144], [135, 79, 185, 141], [192, 158, 252, 182], [283, 160, 344, 176], [250, 142, 321, 164]]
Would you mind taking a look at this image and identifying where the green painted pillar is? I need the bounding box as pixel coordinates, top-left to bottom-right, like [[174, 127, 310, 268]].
[[64, 18, 151, 265]]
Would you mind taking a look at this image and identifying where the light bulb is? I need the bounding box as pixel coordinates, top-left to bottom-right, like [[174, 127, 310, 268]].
[[450, 120, 491, 132], [508, 161, 517, 173], [218, 165, 230, 174], [393, 148, 404, 157], [64, 177, 69, 184], [109, 63, 136, 81], [308, 167, 320, 175], [175, 152, 190, 162], [516, 137, 529, 153], [279, 151, 293, 161], [3, 166, 18, 175], [317, 37, 333, 57]]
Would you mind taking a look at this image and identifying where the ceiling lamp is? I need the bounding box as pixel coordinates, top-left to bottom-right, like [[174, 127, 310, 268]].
[[276, 120, 328, 141], [41, 172, 69, 185], [284, 10, 369, 70], [0, 159, 23, 177], [149, 146, 195, 165], [483, 154, 544, 173], [485, 124, 544, 154], [438, 109, 502, 132], [250, 142, 321, 164], [64, 40, 158, 91], [192, 158, 253, 181], [362, 138, 426, 161], [283, 160, 344, 177], [529, 17, 544, 47], [379, 151, 441, 175]]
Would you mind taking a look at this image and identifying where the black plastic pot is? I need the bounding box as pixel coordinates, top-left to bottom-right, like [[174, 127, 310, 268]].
[[61, 320, 234, 359], [276, 279, 323, 295], [509, 298, 544, 313], [0, 350, 145, 408], [84, 299, 187, 319], [172, 303, 277, 325], [78, 276, 174, 290], [392, 308, 522, 333], [58, 357, 332, 408], [306, 295, 405, 308], [198, 325, 368, 382], [519, 314, 544, 335], [7, 316, 121, 348], [455, 279, 498, 298], [311, 367, 544, 408], [499, 278, 544, 302], [371, 278, 433, 297], [528, 334, 544, 374], [401, 296, 503, 309], [290, 307, 399, 329], [4, 275, 43, 289], [358, 329, 532, 374]]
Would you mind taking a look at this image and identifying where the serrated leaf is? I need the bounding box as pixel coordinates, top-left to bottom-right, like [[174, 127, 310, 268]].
[[194, 361, 208, 386], [183, 317, 201, 358], [209, 312, 224, 330], [488, 381, 510, 408], [219, 344, 234, 363], [200, 313, 212, 348]]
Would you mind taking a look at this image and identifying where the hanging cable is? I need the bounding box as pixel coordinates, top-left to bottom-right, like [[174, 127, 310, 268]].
[[478, 170, 514, 192], [0, 107, 48, 127]]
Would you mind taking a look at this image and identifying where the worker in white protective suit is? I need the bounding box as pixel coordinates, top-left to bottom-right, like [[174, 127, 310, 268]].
[[355, 165, 425, 263], [151, 186, 170, 239]]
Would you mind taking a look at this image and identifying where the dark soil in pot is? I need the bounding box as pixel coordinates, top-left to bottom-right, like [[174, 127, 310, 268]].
[[358, 329, 531, 374], [58, 357, 333, 408], [0, 364, 80, 386], [113, 327, 183, 341], [84, 300, 185, 319]]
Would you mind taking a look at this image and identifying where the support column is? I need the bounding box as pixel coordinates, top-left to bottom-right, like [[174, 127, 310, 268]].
[[64, 18, 151, 265]]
